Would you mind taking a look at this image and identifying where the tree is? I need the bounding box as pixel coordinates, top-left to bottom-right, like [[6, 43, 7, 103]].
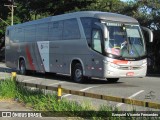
[[0, 0, 160, 71], [78, 0, 125, 13], [122, 0, 160, 72], [0, 0, 10, 37]]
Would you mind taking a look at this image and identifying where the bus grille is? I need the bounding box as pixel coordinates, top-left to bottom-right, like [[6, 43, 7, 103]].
[[119, 66, 141, 70]]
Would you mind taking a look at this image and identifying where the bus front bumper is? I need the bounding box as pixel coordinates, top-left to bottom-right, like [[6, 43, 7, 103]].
[[104, 62, 147, 78]]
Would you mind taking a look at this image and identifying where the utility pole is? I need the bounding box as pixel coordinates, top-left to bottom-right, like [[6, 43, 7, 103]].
[[4, 0, 17, 26]]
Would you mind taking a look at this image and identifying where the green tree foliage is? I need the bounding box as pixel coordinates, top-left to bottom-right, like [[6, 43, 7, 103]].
[[0, 0, 160, 71], [121, 0, 160, 71], [0, 0, 126, 38], [0, 0, 10, 37], [81, 0, 125, 13], [137, 0, 160, 71]]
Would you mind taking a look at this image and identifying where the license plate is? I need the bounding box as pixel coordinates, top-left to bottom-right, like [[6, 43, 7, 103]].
[[126, 72, 134, 76]]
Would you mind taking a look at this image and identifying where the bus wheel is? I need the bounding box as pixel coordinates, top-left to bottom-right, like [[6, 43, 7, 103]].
[[19, 60, 26, 75], [72, 63, 84, 83], [107, 78, 119, 83]]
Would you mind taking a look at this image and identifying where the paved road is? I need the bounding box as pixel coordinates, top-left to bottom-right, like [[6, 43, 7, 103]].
[[0, 62, 160, 113]]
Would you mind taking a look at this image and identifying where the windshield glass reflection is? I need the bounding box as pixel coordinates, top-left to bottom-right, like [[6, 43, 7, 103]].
[[105, 23, 145, 58]]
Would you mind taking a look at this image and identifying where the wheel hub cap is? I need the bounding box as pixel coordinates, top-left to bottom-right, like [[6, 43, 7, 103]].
[[75, 69, 82, 78]]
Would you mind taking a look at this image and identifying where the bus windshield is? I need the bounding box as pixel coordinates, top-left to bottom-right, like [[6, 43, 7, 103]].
[[105, 23, 146, 59]]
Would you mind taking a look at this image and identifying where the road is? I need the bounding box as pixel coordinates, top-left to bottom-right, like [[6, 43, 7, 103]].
[[0, 62, 160, 113]]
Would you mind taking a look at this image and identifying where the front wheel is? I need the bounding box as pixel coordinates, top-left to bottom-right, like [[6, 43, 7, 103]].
[[72, 63, 84, 83], [107, 78, 119, 83]]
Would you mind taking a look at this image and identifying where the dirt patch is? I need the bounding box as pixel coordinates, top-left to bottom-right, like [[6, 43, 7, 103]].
[[0, 99, 32, 111]]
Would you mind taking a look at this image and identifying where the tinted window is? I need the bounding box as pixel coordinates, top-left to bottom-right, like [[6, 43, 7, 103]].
[[15, 28, 24, 42], [25, 26, 36, 41], [48, 21, 63, 41], [81, 17, 100, 45], [92, 30, 102, 53], [36, 23, 48, 41], [63, 19, 80, 40], [10, 29, 15, 41], [12, 28, 24, 42]]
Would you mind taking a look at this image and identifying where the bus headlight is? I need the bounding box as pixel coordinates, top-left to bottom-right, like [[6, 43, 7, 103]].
[[142, 62, 147, 67], [103, 60, 120, 68], [142, 59, 147, 64], [109, 63, 120, 68], [142, 59, 147, 67]]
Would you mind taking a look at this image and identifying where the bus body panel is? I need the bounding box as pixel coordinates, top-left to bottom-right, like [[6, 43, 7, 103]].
[[5, 11, 147, 79]]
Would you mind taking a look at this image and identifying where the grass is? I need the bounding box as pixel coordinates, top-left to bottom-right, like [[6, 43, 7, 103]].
[[0, 79, 159, 119], [0, 78, 16, 99]]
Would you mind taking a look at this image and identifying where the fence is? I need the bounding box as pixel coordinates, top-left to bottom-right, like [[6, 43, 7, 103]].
[[11, 72, 160, 109]]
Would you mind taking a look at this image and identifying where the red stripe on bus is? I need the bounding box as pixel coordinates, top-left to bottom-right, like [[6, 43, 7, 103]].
[[26, 46, 35, 70], [112, 60, 128, 64]]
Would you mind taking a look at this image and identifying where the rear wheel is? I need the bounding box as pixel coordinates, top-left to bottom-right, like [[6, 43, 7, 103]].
[[19, 60, 27, 75], [72, 63, 84, 83], [107, 78, 119, 83]]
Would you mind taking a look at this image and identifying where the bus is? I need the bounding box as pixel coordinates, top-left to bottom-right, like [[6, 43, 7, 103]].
[[5, 11, 153, 83]]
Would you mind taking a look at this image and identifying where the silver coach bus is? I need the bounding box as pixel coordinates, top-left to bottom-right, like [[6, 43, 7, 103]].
[[5, 11, 153, 83]]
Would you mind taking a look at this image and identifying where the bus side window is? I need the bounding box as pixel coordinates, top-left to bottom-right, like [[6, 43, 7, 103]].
[[92, 29, 102, 53], [63, 19, 80, 40], [49, 21, 63, 41], [81, 17, 100, 47]]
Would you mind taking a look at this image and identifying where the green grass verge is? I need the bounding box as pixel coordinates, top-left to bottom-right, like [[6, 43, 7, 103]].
[[0, 78, 16, 99], [0, 79, 159, 120]]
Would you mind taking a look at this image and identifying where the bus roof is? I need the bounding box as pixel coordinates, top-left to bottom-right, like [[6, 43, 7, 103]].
[[7, 11, 138, 28]]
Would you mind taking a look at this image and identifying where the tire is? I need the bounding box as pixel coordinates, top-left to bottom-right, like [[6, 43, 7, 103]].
[[72, 63, 84, 83], [19, 60, 27, 75], [107, 78, 119, 83]]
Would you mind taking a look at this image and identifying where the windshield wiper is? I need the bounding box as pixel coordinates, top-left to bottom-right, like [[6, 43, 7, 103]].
[[126, 36, 131, 54]]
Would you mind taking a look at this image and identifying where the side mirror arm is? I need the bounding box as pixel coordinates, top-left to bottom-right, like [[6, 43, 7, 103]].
[[95, 23, 108, 39], [141, 27, 153, 42]]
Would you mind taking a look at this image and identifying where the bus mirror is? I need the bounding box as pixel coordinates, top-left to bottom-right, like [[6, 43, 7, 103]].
[[103, 26, 108, 39], [141, 27, 153, 42], [95, 23, 108, 39]]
